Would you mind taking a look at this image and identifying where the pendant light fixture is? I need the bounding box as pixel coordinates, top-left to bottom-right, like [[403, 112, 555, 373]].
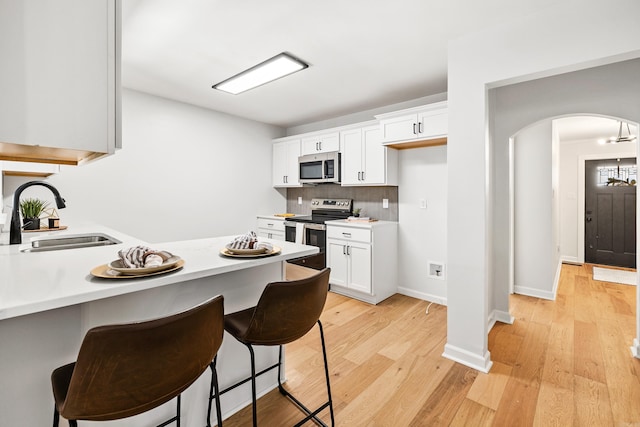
[[610, 121, 637, 144]]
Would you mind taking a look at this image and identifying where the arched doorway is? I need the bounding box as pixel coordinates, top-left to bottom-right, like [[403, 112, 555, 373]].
[[508, 115, 637, 298]]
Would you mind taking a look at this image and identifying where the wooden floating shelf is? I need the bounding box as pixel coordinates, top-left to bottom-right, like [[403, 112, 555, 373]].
[[384, 137, 447, 150]]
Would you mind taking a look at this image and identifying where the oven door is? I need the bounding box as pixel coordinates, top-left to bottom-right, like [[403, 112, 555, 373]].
[[284, 222, 326, 270]]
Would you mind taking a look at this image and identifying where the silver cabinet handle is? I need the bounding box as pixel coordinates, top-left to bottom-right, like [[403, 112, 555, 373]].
[[413, 123, 417, 134], [342, 232, 351, 237], [361, 171, 365, 181], [319, 141, 322, 151], [346, 246, 351, 255], [267, 223, 274, 227], [418, 122, 423, 134]]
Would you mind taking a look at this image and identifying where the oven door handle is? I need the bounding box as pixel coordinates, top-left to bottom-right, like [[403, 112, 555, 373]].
[[303, 223, 327, 231]]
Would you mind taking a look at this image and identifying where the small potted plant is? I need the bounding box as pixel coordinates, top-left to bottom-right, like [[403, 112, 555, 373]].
[[19, 198, 49, 230], [353, 208, 362, 217]]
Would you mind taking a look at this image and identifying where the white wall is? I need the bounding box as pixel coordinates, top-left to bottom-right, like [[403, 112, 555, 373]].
[[3, 89, 286, 243], [397, 145, 447, 304], [513, 121, 555, 299], [559, 137, 636, 262], [446, 0, 640, 371]]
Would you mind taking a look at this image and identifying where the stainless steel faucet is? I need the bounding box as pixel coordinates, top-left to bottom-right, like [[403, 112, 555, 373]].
[[10, 181, 66, 245]]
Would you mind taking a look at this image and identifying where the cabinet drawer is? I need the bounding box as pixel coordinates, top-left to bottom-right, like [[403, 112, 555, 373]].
[[327, 226, 371, 243], [257, 218, 285, 232]]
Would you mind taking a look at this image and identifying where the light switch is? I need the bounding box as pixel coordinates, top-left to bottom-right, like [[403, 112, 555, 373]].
[[420, 199, 427, 209], [382, 198, 389, 209], [298, 197, 303, 205]]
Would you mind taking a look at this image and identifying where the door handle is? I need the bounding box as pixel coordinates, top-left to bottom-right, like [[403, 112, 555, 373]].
[[586, 217, 592, 222]]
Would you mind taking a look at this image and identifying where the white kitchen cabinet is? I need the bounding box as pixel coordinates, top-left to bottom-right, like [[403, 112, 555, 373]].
[[340, 125, 397, 186], [0, 0, 121, 165], [377, 102, 447, 146], [300, 132, 339, 155], [272, 138, 301, 187], [256, 216, 286, 241], [326, 221, 397, 304]]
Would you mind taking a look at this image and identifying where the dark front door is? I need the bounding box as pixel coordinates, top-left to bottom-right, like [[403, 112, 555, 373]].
[[585, 158, 637, 268]]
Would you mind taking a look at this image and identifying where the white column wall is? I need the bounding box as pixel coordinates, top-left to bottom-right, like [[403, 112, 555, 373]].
[[446, 0, 640, 371]]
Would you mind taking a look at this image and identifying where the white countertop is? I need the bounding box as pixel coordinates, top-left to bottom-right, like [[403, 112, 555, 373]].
[[0, 225, 317, 321], [325, 219, 398, 228]]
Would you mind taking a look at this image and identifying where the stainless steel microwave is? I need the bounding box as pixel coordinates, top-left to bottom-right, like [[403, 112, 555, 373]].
[[298, 152, 341, 184]]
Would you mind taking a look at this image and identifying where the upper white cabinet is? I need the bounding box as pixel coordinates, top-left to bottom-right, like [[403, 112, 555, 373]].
[[377, 102, 447, 147], [300, 132, 339, 155], [0, 0, 121, 165], [340, 125, 397, 186], [272, 138, 301, 187]]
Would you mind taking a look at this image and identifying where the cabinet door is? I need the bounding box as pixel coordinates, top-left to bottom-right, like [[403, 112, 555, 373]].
[[0, 0, 120, 154], [347, 242, 372, 294], [327, 239, 349, 287], [272, 142, 288, 186], [340, 128, 363, 185], [301, 132, 339, 155], [285, 139, 301, 185], [418, 110, 448, 139], [362, 126, 386, 184], [379, 113, 418, 143]]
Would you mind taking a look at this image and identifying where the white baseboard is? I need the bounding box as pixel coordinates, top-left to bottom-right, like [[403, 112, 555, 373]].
[[561, 256, 581, 265], [631, 338, 640, 359], [488, 309, 514, 331], [442, 344, 493, 373], [397, 287, 447, 306], [513, 285, 556, 300]]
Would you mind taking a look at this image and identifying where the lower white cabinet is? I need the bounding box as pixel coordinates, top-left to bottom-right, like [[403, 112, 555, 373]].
[[326, 221, 397, 304], [256, 216, 285, 241]]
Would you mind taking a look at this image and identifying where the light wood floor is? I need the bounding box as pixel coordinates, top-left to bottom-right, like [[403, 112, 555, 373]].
[[221, 263, 640, 426]]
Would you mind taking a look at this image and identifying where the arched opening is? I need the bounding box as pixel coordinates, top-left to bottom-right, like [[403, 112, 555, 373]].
[[508, 115, 638, 299]]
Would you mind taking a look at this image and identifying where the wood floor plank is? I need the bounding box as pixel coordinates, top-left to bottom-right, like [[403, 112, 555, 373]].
[[448, 398, 495, 427], [541, 319, 574, 388], [532, 381, 574, 427], [466, 361, 512, 410], [408, 363, 477, 427], [574, 320, 607, 383], [574, 375, 614, 427]]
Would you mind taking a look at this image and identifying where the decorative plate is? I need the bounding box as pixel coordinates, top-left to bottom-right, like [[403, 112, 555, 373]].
[[107, 255, 182, 275], [220, 246, 281, 258], [90, 260, 185, 279]]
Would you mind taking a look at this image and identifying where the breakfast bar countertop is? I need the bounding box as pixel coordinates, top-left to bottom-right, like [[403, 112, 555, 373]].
[[0, 224, 318, 321]]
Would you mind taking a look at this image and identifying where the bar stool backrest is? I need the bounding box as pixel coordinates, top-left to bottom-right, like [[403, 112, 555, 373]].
[[59, 295, 224, 421], [243, 268, 331, 345]]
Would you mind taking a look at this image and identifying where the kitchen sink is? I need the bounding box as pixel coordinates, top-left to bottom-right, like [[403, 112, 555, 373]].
[[20, 233, 121, 252]]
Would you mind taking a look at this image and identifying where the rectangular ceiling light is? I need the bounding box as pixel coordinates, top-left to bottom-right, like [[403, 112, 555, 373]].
[[212, 52, 308, 95]]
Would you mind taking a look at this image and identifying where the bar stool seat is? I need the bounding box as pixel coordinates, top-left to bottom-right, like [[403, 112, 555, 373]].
[[51, 295, 225, 427], [207, 268, 334, 427]]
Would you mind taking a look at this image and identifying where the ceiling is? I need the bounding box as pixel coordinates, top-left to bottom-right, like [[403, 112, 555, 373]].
[[555, 116, 638, 144], [121, 0, 566, 129]]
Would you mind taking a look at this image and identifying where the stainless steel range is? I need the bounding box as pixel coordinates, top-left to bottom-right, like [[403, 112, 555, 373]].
[[284, 198, 353, 269]]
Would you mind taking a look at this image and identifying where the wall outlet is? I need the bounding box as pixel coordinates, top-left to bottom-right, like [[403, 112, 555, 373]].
[[428, 261, 445, 280], [298, 196, 303, 205], [420, 199, 427, 209], [382, 198, 389, 209]]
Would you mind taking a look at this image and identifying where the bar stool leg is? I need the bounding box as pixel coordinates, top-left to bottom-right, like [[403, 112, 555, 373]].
[[318, 320, 335, 426], [53, 407, 60, 427], [247, 344, 258, 427], [207, 356, 223, 427]]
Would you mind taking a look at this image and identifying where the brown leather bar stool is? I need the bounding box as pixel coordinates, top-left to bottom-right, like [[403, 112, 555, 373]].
[[51, 295, 225, 427], [207, 268, 334, 427]]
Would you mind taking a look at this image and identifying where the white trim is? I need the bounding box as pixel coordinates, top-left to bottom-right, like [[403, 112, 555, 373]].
[[442, 344, 493, 373], [577, 150, 635, 263], [508, 137, 515, 294], [397, 287, 447, 306], [552, 258, 562, 299], [491, 309, 514, 327], [631, 338, 640, 359], [561, 256, 581, 265], [513, 285, 556, 300]]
